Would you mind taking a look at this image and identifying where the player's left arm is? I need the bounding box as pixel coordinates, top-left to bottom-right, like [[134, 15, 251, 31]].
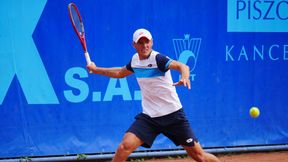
[[169, 60, 191, 89]]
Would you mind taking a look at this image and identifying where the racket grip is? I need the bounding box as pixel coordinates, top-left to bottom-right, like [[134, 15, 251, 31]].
[[84, 51, 92, 65], [84, 51, 93, 73]]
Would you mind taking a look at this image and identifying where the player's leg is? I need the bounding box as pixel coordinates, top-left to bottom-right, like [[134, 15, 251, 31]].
[[112, 132, 143, 162], [160, 109, 220, 162], [113, 113, 159, 162], [182, 142, 220, 162]]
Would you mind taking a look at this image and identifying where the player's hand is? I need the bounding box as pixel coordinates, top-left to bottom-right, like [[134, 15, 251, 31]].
[[86, 62, 96, 73], [173, 78, 191, 89]]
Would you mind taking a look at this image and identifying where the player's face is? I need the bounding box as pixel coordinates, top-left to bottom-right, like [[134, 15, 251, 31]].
[[133, 37, 153, 60]]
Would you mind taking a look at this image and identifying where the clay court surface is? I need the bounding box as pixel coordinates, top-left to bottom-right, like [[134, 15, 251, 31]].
[[144, 151, 288, 162]]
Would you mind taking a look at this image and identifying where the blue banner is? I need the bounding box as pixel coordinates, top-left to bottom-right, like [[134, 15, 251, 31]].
[[1, 0, 288, 158]]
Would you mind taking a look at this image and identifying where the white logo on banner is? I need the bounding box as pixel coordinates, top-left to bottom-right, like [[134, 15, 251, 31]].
[[173, 34, 202, 81]]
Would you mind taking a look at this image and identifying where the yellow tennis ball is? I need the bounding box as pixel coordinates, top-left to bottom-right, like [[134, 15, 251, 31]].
[[250, 107, 260, 118]]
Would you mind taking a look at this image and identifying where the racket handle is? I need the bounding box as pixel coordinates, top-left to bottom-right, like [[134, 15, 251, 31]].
[[84, 51, 93, 73], [84, 51, 92, 65]]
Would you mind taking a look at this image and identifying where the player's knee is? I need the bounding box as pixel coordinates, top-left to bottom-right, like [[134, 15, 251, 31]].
[[186, 148, 206, 162], [195, 152, 220, 162], [118, 141, 135, 153], [194, 153, 206, 162]]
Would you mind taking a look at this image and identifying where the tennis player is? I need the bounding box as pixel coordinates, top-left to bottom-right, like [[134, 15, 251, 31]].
[[87, 28, 220, 162]]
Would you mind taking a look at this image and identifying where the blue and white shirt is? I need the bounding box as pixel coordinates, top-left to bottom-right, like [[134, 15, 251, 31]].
[[126, 50, 182, 118]]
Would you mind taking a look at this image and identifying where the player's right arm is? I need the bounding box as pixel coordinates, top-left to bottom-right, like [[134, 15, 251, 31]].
[[87, 63, 132, 78]]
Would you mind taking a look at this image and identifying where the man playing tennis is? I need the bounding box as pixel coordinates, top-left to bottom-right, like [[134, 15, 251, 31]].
[[87, 28, 220, 162]]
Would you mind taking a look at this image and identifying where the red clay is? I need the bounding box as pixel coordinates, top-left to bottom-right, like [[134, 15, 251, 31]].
[[145, 151, 288, 162]]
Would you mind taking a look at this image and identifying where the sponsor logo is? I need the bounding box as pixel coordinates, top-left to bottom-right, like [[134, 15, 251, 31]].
[[172, 34, 202, 81], [227, 0, 288, 32], [225, 44, 288, 62], [186, 138, 194, 143], [0, 0, 59, 105]]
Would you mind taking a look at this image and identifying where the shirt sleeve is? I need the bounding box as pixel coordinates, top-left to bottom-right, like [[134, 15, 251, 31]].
[[156, 54, 173, 72], [125, 60, 134, 72]]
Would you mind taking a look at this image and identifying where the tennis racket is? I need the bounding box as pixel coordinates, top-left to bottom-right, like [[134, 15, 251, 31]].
[[68, 3, 92, 67]]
